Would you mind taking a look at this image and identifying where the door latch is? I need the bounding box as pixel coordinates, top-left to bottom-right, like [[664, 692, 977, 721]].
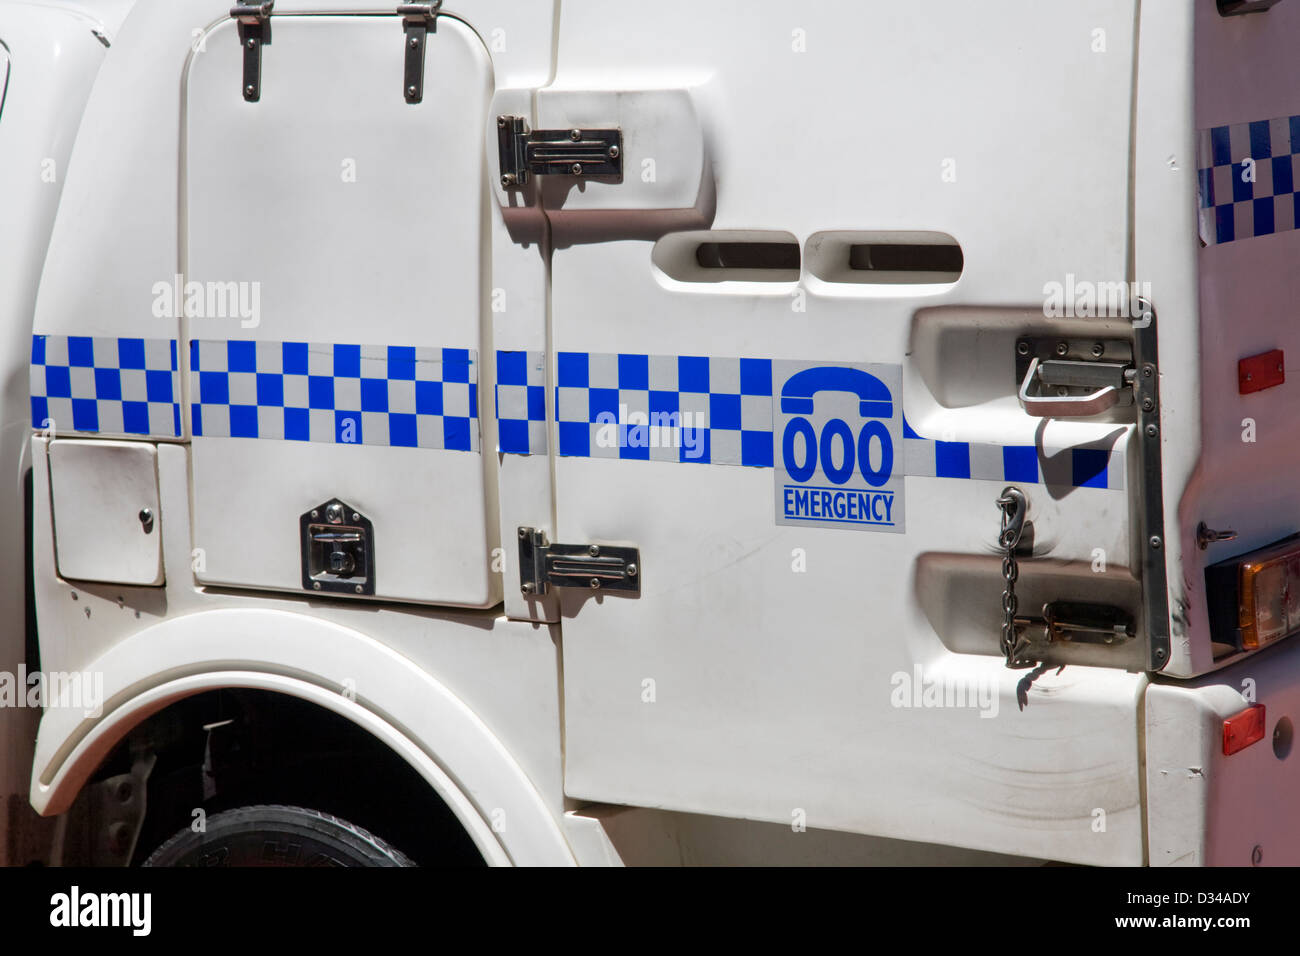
[[231, 1, 273, 102], [1015, 337, 1136, 418], [497, 117, 623, 188], [1016, 601, 1135, 647], [301, 499, 375, 595], [517, 527, 639, 595], [398, 1, 441, 103]]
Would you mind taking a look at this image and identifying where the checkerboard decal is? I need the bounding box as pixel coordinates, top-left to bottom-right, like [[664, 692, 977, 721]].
[[495, 350, 547, 455], [1198, 113, 1300, 245], [190, 340, 479, 451], [555, 351, 775, 466], [30, 334, 181, 438]]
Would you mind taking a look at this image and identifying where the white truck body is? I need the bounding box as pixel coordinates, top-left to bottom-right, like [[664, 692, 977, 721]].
[[2, 0, 1298, 866]]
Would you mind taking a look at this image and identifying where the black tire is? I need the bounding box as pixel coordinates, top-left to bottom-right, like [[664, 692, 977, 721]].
[[142, 804, 416, 867]]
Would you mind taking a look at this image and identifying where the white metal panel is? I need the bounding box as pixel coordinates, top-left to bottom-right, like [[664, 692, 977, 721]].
[[184, 15, 499, 607], [549, 0, 1146, 864], [48, 440, 161, 586]]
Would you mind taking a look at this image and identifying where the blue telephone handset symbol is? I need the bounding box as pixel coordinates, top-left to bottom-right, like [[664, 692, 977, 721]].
[[779, 366, 894, 487]]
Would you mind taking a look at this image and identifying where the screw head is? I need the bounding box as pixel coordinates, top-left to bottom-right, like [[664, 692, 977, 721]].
[[519, 528, 528, 538], [1055, 342, 1069, 356], [589, 545, 600, 556], [351, 512, 360, 522], [245, 84, 256, 96], [1142, 398, 1154, 411], [497, 115, 507, 127], [355, 584, 363, 594], [501, 173, 515, 188], [408, 36, 419, 48], [571, 163, 583, 175], [326, 503, 345, 524], [570, 128, 582, 141], [1146, 423, 1159, 437], [608, 145, 620, 159], [1016, 341, 1030, 356], [626, 563, 637, 577], [246, 38, 256, 49], [1091, 343, 1105, 358], [1142, 365, 1154, 378], [1150, 535, 1162, 550], [407, 85, 418, 97], [313, 581, 321, 590], [521, 582, 533, 594], [590, 578, 600, 589]]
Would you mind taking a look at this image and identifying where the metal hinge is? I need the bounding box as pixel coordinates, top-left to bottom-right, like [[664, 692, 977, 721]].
[[398, 1, 441, 103], [496, 116, 623, 188], [231, 1, 273, 102], [517, 527, 639, 595]]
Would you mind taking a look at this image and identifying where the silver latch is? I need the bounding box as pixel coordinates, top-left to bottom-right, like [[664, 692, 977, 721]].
[[300, 499, 375, 595], [398, 1, 441, 103], [497, 117, 623, 188], [231, 1, 273, 102], [1015, 337, 1136, 418], [1016, 601, 1135, 647], [517, 527, 639, 595]]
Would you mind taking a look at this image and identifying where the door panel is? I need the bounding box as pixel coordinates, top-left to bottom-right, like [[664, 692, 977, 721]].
[[185, 14, 499, 606]]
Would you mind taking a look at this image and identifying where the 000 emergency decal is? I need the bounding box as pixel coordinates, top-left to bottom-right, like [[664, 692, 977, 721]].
[[773, 361, 904, 533]]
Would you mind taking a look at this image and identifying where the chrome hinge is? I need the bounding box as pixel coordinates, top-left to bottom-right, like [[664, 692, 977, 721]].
[[496, 116, 623, 188], [398, 1, 442, 103], [517, 527, 639, 595], [231, 1, 273, 102]]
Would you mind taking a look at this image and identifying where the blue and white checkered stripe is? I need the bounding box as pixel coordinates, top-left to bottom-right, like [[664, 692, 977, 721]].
[[555, 352, 774, 465], [30, 334, 181, 438], [902, 418, 1123, 490], [539, 350, 1123, 489], [495, 350, 547, 454], [190, 340, 479, 451], [1198, 113, 1300, 245]]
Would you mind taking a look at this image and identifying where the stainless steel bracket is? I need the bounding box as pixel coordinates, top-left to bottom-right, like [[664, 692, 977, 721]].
[[231, 1, 273, 102], [497, 116, 623, 188], [398, 1, 441, 103], [518, 527, 639, 595]]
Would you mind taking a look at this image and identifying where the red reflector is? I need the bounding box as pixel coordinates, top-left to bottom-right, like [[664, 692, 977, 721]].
[[1239, 349, 1285, 394], [1223, 704, 1267, 755]]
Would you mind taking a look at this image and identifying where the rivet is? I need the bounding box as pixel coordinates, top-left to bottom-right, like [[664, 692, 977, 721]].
[[590, 578, 600, 589], [1146, 424, 1158, 437], [570, 129, 582, 141], [408, 36, 419, 48], [245, 84, 256, 97], [1055, 342, 1069, 356], [355, 585, 363, 593], [627, 564, 637, 577], [589, 545, 600, 556], [1016, 341, 1030, 356], [1150, 536, 1162, 550], [313, 581, 321, 590], [608, 145, 620, 159], [246, 38, 256, 49], [1091, 343, 1104, 358], [521, 582, 533, 594], [407, 85, 418, 97], [571, 163, 583, 175]]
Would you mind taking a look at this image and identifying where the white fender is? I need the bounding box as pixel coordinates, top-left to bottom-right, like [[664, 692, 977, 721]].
[[30, 607, 576, 866]]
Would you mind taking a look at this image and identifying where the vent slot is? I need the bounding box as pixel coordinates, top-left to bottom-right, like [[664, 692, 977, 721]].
[[808, 231, 963, 286], [653, 231, 800, 283]]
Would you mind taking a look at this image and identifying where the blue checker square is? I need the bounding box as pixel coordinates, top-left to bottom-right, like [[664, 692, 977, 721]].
[[30, 396, 47, 429], [1072, 447, 1109, 489], [1232, 169, 1254, 204], [68, 337, 94, 368], [1198, 168, 1215, 208], [741, 430, 773, 467], [360, 378, 388, 412], [308, 375, 334, 410], [388, 412, 417, 448], [93, 367, 122, 401], [199, 370, 229, 405], [334, 344, 361, 378], [191, 404, 204, 437], [1211, 125, 1232, 167], [256, 372, 284, 407], [680, 427, 710, 464], [118, 338, 146, 370], [709, 392, 742, 431], [498, 420, 530, 454], [649, 389, 679, 416], [170, 339, 179, 370], [1274, 154, 1295, 196], [415, 379, 442, 415], [935, 441, 971, 479], [387, 346, 416, 381], [284, 407, 310, 441], [1002, 445, 1038, 483], [469, 385, 477, 419], [588, 387, 619, 423], [31, 336, 45, 366], [497, 350, 527, 386], [146, 369, 173, 403], [1249, 119, 1272, 159], [71, 398, 98, 432], [229, 405, 259, 439], [442, 348, 471, 383], [189, 339, 202, 371], [1216, 205, 1235, 245], [335, 411, 362, 444], [678, 356, 709, 393], [617, 353, 649, 391], [1254, 197, 1275, 236], [443, 416, 471, 451], [526, 384, 545, 421], [557, 352, 588, 388], [122, 401, 150, 435], [282, 341, 309, 375], [739, 358, 773, 396], [173, 405, 181, 436], [558, 420, 589, 457], [227, 340, 257, 373]]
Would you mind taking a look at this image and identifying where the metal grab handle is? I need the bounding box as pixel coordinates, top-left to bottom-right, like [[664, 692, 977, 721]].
[[1017, 356, 1124, 418]]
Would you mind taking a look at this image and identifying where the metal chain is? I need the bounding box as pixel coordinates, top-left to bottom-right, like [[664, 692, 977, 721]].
[[996, 487, 1036, 669]]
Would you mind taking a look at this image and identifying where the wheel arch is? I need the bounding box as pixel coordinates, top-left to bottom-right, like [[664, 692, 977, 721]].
[[30, 607, 574, 866]]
